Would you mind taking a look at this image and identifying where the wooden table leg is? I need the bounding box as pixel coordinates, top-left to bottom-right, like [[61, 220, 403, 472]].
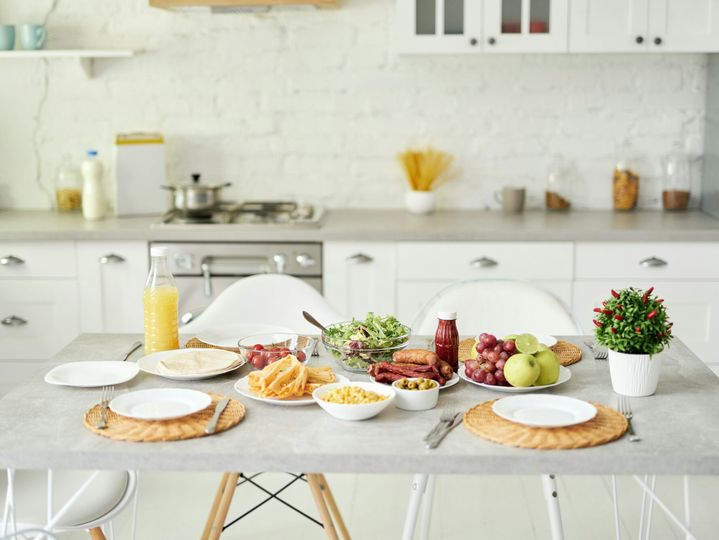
[[87, 527, 106, 540], [202, 473, 230, 540], [207, 473, 240, 540], [307, 474, 339, 540], [317, 474, 351, 540]]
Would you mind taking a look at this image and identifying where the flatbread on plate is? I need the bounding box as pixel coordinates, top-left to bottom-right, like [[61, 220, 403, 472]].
[[158, 350, 240, 376]]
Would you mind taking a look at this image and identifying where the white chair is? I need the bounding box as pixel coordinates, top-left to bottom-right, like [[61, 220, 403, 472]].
[[403, 280, 580, 540], [1, 469, 138, 540], [181, 274, 344, 335]]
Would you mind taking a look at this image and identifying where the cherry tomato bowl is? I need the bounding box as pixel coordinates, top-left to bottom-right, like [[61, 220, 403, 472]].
[[237, 333, 316, 370]]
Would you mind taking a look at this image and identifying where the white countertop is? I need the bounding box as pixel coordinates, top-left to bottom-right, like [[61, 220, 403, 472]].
[[1, 209, 719, 242]]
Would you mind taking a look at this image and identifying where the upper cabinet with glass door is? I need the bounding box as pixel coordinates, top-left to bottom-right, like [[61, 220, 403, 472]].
[[396, 0, 482, 53], [483, 0, 568, 52]]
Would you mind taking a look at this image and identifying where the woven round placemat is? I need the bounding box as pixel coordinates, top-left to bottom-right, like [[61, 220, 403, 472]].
[[459, 338, 582, 367], [83, 392, 245, 442], [550, 340, 582, 366], [463, 400, 627, 450]]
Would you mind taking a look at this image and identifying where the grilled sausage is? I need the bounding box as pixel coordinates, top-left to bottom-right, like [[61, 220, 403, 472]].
[[392, 349, 440, 367]]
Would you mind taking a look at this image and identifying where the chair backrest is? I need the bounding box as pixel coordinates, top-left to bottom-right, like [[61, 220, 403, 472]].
[[412, 280, 580, 336], [181, 274, 345, 335]]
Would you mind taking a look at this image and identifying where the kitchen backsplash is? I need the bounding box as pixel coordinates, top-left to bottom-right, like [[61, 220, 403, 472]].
[[0, 0, 707, 211]]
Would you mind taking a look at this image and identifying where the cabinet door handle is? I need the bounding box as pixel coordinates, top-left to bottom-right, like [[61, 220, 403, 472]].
[[488, 37, 497, 45], [98, 253, 126, 265], [0, 255, 25, 266], [296, 253, 316, 268], [654, 36, 663, 45], [639, 256, 667, 268], [346, 253, 373, 264], [2, 315, 27, 327], [635, 35, 644, 44], [470, 257, 498, 268]]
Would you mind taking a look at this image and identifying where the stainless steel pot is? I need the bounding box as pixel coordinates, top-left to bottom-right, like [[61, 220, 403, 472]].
[[163, 174, 231, 216]]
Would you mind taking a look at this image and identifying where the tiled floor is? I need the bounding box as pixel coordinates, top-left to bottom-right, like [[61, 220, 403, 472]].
[[61, 473, 718, 539]]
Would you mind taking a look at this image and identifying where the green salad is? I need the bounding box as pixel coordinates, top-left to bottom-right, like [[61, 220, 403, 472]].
[[323, 313, 410, 370]]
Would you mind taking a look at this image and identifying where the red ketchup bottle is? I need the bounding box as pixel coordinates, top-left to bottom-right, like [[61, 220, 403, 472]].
[[435, 311, 459, 372]]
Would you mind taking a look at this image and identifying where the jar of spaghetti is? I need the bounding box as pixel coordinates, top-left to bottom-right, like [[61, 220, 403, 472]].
[[55, 157, 82, 212]]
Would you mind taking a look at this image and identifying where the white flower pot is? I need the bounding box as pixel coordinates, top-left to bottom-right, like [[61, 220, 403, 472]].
[[607, 349, 662, 397], [404, 190, 436, 215]]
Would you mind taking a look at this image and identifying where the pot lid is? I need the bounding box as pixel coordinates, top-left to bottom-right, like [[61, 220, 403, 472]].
[[171, 173, 231, 190]]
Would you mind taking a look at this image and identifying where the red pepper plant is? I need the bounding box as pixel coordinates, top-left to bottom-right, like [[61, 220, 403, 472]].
[[593, 286, 673, 355]]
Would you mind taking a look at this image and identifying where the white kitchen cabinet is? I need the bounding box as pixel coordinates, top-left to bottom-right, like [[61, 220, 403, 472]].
[[396, 0, 483, 53], [0, 280, 79, 360], [323, 242, 397, 319], [483, 0, 568, 52], [573, 281, 719, 364], [648, 0, 719, 52], [0, 242, 76, 278], [77, 242, 149, 333]]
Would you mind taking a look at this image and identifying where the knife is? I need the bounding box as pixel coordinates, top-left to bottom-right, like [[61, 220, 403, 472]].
[[204, 398, 230, 434], [426, 412, 463, 449]]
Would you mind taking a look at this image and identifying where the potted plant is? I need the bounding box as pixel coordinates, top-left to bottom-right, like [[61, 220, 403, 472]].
[[592, 286, 673, 397], [397, 146, 453, 215]]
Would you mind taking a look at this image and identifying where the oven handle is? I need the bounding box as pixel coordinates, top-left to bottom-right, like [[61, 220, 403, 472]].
[[199, 255, 271, 297]]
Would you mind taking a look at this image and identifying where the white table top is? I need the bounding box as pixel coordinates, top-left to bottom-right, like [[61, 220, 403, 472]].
[[0, 334, 717, 475]]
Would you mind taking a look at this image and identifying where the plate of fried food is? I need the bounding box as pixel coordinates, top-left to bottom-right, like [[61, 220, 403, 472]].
[[234, 355, 348, 406], [367, 349, 459, 389]]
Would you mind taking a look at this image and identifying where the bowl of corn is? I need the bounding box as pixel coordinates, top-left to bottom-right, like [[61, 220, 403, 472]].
[[312, 382, 395, 421]]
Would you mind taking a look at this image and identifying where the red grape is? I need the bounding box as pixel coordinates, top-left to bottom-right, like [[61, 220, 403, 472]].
[[472, 369, 488, 383], [479, 333, 488, 342], [503, 340, 516, 354], [475, 342, 485, 354], [495, 370, 506, 383], [493, 344, 503, 354], [487, 351, 499, 363], [499, 351, 509, 361], [466, 360, 479, 372], [485, 373, 497, 385], [496, 359, 506, 371], [481, 334, 497, 348]]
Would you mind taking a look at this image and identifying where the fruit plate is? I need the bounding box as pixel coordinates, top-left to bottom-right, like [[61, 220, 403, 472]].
[[234, 374, 349, 406], [458, 364, 571, 393], [491, 394, 597, 428], [369, 372, 460, 390]]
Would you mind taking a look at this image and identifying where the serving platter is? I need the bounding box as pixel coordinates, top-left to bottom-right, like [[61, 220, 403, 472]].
[[491, 394, 597, 428], [44, 361, 139, 388], [137, 349, 245, 381], [458, 364, 571, 393], [234, 373, 349, 406]]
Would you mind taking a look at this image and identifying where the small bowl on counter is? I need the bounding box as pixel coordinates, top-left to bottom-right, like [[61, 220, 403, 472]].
[[313, 382, 396, 421], [238, 333, 316, 370], [392, 378, 440, 411]]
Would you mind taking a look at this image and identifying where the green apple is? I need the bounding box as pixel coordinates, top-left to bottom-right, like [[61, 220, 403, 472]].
[[534, 349, 560, 386], [504, 353, 541, 387]]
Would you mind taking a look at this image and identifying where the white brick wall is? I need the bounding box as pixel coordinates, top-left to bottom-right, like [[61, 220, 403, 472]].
[[0, 0, 708, 210]]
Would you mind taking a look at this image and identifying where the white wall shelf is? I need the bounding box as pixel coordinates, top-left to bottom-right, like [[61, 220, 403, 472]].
[[0, 50, 135, 78]]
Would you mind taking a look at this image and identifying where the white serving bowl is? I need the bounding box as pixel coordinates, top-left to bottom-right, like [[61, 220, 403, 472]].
[[391, 378, 440, 411], [312, 382, 395, 421]]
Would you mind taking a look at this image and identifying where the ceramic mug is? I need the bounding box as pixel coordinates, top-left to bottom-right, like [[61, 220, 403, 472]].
[[494, 187, 526, 213], [20, 24, 46, 50], [0, 25, 15, 51]]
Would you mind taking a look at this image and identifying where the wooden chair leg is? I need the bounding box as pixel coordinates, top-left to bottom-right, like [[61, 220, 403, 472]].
[[202, 473, 230, 540], [317, 474, 351, 540], [88, 527, 106, 540], [307, 474, 339, 540], [206, 473, 240, 540]]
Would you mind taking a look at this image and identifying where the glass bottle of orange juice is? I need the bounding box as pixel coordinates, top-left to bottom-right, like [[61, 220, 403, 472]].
[[143, 246, 179, 354]]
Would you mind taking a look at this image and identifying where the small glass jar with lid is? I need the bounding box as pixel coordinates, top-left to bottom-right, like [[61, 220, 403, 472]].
[[662, 147, 691, 211], [54, 156, 82, 212], [612, 143, 640, 211], [545, 155, 571, 211]]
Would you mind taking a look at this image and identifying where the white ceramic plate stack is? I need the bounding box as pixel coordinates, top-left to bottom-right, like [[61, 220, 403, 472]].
[[491, 395, 597, 428], [458, 364, 571, 393], [109, 388, 212, 421], [234, 373, 350, 406], [44, 361, 139, 388]]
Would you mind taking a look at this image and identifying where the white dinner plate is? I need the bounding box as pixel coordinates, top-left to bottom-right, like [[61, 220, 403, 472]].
[[492, 394, 597, 428], [234, 373, 349, 406], [196, 324, 293, 349], [137, 349, 245, 381], [109, 388, 212, 421], [369, 372, 460, 390], [458, 364, 571, 393], [44, 361, 139, 388]]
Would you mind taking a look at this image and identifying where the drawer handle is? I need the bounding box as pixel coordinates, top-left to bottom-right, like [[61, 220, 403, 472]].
[[470, 257, 498, 269], [0, 255, 25, 266], [1, 315, 27, 327], [99, 253, 126, 265], [639, 257, 667, 268], [346, 253, 373, 264]]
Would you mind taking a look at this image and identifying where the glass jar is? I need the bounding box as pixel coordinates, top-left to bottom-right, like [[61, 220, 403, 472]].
[[54, 156, 82, 212], [612, 158, 639, 211], [435, 311, 459, 372], [662, 149, 691, 211], [545, 156, 571, 211]]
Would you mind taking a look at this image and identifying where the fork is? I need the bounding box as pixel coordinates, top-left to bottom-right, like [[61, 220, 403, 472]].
[[617, 395, 640, 442], [424, 410, 456, 442], [585, 340, 608, 360], [96, 385, 114, 430]]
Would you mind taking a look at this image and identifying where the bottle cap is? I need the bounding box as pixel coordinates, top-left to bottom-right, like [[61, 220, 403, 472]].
[[150, 246, 169, 257], [87, 149, 98, 157], [437, 311, 457, 320]]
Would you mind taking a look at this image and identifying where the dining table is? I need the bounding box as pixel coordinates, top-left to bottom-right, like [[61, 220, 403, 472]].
[[0, 334, 717, 539]]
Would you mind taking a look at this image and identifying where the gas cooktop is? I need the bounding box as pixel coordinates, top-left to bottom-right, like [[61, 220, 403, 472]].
[[154, 201, 324, 227]]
